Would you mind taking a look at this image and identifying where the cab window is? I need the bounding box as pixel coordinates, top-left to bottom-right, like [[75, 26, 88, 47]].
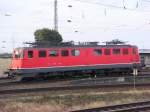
[[14, 51, 20, 58], [28, 51, 33, 58], [20, 51, 24, 58], [14, 50, 24, 59]]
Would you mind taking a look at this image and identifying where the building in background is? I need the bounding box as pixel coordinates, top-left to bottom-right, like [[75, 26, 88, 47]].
[[139, 49, 150, 68]]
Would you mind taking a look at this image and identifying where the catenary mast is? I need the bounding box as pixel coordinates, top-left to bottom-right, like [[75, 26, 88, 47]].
[[54, 0, 58, 31]]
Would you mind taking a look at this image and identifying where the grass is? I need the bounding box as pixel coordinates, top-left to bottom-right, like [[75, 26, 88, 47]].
[[0, 58, 150, 111], [0, 58, 11, 75], [0, 90, 150, 112]]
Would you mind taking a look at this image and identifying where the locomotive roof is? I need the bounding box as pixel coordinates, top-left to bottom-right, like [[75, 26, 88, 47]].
[[18, 40, 137, 50], [18, 44, 137, 50], [13, 40, 138, 50]]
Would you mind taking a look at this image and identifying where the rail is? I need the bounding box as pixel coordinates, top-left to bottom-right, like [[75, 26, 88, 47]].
[[72, 101, 150, 112], [0, 75, 150, 91], [0, 83, 149, 96]]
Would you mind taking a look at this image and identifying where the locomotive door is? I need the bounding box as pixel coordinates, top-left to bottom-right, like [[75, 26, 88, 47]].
[[60, 49, 71, 67], [85, 48, 92, 65]]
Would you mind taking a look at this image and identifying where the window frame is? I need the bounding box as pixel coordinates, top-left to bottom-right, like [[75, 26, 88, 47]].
[[113, 48, 121, 55], [61, 50, 69, 57], [71, 49, 80, 56], [28, 50, 33, 58], [104, 49, 111, 55], [14, 50, 20, 58], [38, 50, 47, 58], [132, 48, 136, 55], [123, 48, 129, 55], [14, 49, 24, 59], [93, 49, 102, 56], [48, 50, 59, 57]]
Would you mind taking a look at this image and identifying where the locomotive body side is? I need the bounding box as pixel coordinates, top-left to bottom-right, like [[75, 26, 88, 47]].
[[8, 45, 140, 80]]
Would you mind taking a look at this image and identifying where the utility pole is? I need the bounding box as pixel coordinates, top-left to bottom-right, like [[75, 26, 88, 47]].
[[54, 0, 58, 31], [123, 0, 126, 9]]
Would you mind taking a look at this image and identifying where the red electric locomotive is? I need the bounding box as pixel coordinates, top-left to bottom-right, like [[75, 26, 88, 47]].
[[8, 40, 140, 81]]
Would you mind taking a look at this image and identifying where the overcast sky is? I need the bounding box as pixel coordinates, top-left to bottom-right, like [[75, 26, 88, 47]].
[[0, 0, 150, 53]]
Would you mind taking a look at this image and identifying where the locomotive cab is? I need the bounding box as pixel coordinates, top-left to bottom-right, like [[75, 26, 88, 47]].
[[10, 48, 24, 70]]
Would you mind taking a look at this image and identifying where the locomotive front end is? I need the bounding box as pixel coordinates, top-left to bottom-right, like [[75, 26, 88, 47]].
[[8, 48, 24, 77]]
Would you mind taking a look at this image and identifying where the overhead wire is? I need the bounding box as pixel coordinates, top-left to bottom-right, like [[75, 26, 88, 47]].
[[72, 0, 124, 9], [142, 0, 150, 3], [64, 0, 150, 35], [71, 0, 150, 12], [53, 0, 150, 36]]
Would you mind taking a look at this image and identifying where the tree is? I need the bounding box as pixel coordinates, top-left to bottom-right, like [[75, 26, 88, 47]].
[[34, 28, 63, 44]]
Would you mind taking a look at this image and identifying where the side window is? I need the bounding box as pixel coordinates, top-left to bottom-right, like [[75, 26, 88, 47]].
[[104, 49, 110, 55], [71, 49, 80, 56], [133, 48, 136, 55], [28, 51, 33, 58], [39, 50, 46, 58], [123, 48, 129, 55], [20, 51, 24, 58], [113, 49, 120, 55], [94, 49, 102, 56], [61, 50, 69, 56], [49, 50, 59, 57], [14, 50, 20, 58]]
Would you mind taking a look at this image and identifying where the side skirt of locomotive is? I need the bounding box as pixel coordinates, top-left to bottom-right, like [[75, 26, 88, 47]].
[[8, 63, 140, 81]]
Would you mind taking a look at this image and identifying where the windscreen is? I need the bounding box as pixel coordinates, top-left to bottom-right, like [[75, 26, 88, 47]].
[[14, 49, 24, 59]]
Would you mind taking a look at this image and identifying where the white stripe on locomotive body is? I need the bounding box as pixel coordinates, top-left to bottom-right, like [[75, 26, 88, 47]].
[[11, 62, 140, 70]]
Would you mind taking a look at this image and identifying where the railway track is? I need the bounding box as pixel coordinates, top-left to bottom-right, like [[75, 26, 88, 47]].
[[0, 77, 12, 83], [0, 83, 149, 96], [0, 75, 150, 90], [72, 101, 150, 112], [0, 75, 149, 89], [0, 75, 149, 99], [0, 72, 149, 83]]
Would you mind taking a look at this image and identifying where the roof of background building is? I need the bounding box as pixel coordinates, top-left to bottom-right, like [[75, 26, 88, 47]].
[[139, 49, 150, 54]]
